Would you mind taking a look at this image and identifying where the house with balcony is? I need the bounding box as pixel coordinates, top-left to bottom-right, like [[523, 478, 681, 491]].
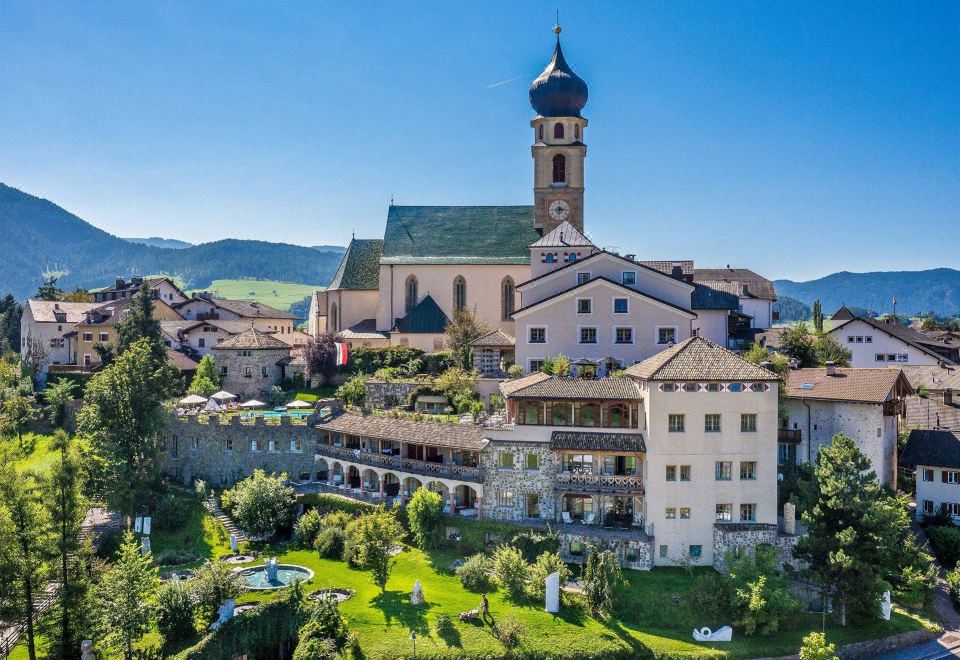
[[174, 293, 297, 336]]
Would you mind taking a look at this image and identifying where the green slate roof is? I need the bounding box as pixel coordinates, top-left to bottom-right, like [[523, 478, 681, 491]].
[[392, 294, 449, 334], [380, 206, 540, 265], [327, 239, 383, 290]]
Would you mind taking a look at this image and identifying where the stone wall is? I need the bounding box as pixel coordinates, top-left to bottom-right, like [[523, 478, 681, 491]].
[[480, 439, 557, 521], [213, 347, 289, 399], [363, 379, 432, 409], [557, 532, 654, 570], [712, 522, 800, 572]]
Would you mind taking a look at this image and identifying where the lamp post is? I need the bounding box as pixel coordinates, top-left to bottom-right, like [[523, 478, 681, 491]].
[[410, 630, 417, 657]]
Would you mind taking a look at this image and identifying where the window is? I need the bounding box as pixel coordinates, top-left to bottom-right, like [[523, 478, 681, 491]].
[[876, 353, 886, 362], [923, 468, 934, 482], [740, 462, 757, 480], [501, 277, 515, 320], [943, 470, 960, 484], [897, 353, 909, 363], [741, 414, 757, 432], [865, 336, 873, 343], [243, 366, 252, 378], [750, 383, 766, 392], [706, 383, 721, 392], [856, 336, 863, 343], [268, 440, 276, 452], [705, 414, 721, 432], [622, 271, 636, 285], [665, 508, 676, 519], [98, 332, 109, 342], [665, 465, 677, 481], [668, 414, 685, 432], [553, 122, 564, 139], [261, 366, 268, 378], [83, 354, 91, 367], [251, 440, 259, 452], [497, 490, 514, 508], [544, 252, 555, 263], [679, 507, 691, 519], [525, 453, 539, 470], [921, 499, 934, 514], [662, 383, 677, 392], [577, 272, 591, 285], [659, 544, 668, 558], [538, 124, 544, 141], [728, 383, 744, 392], [453, 276, 467, 311], [887, 354, 897, 361], [569, 540, 584, 556], [689, 545, 702, 559], [682, 382, 698, 392], [577, 298, 592, 314], [847, 336, 855, 343], [529, 359, 544, 373], [290, 439, 302, 452], [82, 332, 93, 342], [224, 438, 233, 451], [528, 327, 546, 344], [405, 275, 418, 313], [657, 327, 677, 345], [680, 465, 691, 481], [198, 337, 206, 348], [579, 327, 597, 344], [498, 452, 514, 469], [552, 154, 566, 183], [715, 461, 732, 481], [191, 436, 200, 450], [740, 504, 756, 522], [614, 327, 633, 344], [525, 493, 540, 518], [567, 252, 578, 262], [613, 298, 629, 313], [220, 366, 228, 376], [562, 454, 593, 474], [716, 504, 732, 521]]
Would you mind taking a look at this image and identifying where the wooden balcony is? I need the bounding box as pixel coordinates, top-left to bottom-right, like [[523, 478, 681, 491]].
[[555, 472, 644, 494], [778, 428, 802, 443], [316, 443, 484, 483]]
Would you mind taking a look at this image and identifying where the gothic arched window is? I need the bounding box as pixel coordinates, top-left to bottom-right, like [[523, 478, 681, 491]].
[[405, 275, 418, 313], [552, 154, 566, 183], [329, 303, 339, 333], [501, 276, 515, 320], [453, 276, 467, 311], [554, 123, 564, 139]]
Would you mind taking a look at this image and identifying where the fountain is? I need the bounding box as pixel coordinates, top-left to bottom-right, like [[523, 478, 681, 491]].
[[237, 561, 314, 590]]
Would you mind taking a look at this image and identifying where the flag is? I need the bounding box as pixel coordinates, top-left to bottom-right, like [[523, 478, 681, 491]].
[[334, 342, 349, 366]]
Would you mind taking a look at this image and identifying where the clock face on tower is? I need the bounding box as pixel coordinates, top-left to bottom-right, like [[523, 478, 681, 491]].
[[548, 199, 570, 222]]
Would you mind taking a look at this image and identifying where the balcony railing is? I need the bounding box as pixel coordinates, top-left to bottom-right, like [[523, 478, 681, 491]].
[[316, 444, 483, 483], [556, 472, 644, 493], [196, 312, 220, 321], [778, 429, 802, 443]]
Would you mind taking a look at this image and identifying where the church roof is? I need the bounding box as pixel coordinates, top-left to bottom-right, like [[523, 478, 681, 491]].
[[529, 35, 588, 118], [327, 238, 383, 291], [380, 206, 539, 265], [392, 294, 450, 334], [530, 221, 593, 248]]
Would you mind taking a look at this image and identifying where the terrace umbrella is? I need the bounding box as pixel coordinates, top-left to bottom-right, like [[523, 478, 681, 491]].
[[285, 400, 313, 409], [202, 398, 222, 412], [210, 390, 237, 402], [239, 399, 267, 408], [179, 394, 208, 406]]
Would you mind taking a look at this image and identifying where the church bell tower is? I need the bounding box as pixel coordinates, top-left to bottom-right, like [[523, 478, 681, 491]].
[[530, 26, 588, 235]]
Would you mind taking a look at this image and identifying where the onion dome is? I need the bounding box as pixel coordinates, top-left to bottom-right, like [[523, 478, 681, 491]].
[[529, 30, 588, 118]]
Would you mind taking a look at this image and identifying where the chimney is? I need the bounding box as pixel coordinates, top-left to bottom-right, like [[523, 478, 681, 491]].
[[825, 361, 836, 376], [671, 265, 684, 279], [115, 277, 125, 288], [53, 303, 60, 310], [760, 360, 774, 371], [741, 284, 750, 296], [625, 253, 636, 261], [945, 389, 954, 407]]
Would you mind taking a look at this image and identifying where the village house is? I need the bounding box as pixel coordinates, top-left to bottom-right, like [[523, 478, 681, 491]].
[[901, 363, 960, 431], [900, 429, 960, 521], [174, 293, 296, 336], [92, 276, 189, 305], [827, 312, 957, 368], [18, 300, 100, 371], [211, 326, 292, 399]]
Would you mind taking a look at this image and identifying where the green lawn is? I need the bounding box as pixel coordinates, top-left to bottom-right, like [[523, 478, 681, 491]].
[[2, 432, 74, 475], [186, 279, 325, 311]]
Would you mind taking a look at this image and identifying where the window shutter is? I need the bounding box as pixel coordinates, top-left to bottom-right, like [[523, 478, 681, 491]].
[[943, 470, 949, 483]]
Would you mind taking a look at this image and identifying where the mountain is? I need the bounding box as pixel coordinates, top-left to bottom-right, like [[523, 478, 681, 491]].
[[0, 183, 345, 301], [311, 244, 346, 254], [123, 236, 193, 249], [775, 269, 960, 317], [772, 296, 811, 322]]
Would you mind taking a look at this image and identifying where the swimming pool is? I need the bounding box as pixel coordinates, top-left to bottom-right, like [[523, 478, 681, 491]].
[[242, 410, 313, 419]]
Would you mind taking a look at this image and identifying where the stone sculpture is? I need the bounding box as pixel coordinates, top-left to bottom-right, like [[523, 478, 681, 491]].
[[134, 516, 142, 533], [545, 571, 560, 613], [881, 590, 891, 621], [265, 558, 278, 582], [80, 640, 95, 660], [410, 579, 425, 605], [209, 598, 236, 630], [783, 502, 796, 535], [142, 516, 151, 536], [230, 535, 239, 553], [692, 626, 733, 642]]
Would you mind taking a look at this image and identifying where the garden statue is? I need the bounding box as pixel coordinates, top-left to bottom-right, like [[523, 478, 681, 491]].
[[134, 516, 142, 533], [80, 640, 95, 660], [410, 579, 425, 605], [692, 626, 732, 642], [142, 516, 151, 535], [881, 590, 891, 621], [545, 571, 560, 613], [141, 537, 151, 556], [266, 558, 278, 582], [230, 534, 239, 554], [209, 599, 236, 630]]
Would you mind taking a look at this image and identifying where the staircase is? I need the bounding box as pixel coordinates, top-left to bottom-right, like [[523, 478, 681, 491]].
[[203, 497, 248, 543]]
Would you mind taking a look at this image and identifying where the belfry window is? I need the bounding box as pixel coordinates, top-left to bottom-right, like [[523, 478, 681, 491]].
[[329, 303, 338, 332], [575, 124, 580, 140], [501, 277, 515, 320], [453, 276, 467, 311], [538, 124, 544, 141], [554, 123, 564, 139], [405, 275, 418, 313], [552, 154, 566, 183]]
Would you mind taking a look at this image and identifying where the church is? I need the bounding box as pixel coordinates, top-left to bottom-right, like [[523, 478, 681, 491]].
[[308, 29, 777, 373]]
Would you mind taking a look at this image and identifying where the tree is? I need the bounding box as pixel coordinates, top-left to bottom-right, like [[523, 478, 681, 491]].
[[794, 433, 915, 625], [780, 323, 817, 367], [543, 354, 571, 377], [304, 331, 338, 383], [187, 354, 220, 396], [444, 307, 489, 370], [435, 366, 479, 412], [78, 338, 170, 518], [156, 579, 195, 641], [0, 293, 22, 354], [727, 547, 800, 635], [44, 378, 77, 429], [583, 545, 624, 619], [189, 560, 244, 625], [812, 300, 824, 334], [335, 374, 368, 406], [491, 544, 529, 601], [35, 273, 64, 301], [528, 551, 571, 601], [20, 338, 49, 381], [95, 531, 160, 660], [1, 391, 38, 448], [221, 469, 295, 538], [799, 632, 838, 660], [43, 430, 87, 658], [813, 335, 852, 367], [407, 488, 444, 549], [0, 465, 52, 660], [348, 507, 403, 592], [293, 596, 351, 659]]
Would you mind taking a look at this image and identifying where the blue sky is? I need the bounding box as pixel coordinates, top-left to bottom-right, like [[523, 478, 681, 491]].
[[1, 1, 957, 281]]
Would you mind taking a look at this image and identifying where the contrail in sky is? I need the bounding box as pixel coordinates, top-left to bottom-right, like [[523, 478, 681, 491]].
[[486, 75, 525, 89]]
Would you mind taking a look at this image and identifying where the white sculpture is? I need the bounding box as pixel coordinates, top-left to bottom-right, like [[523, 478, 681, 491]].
[[783, 502, 796, 535], [692, 626, 733, 642], [265, 558, 278, 582], [142, 516, 151, 536], [881, 590, 891, 621], [209, 598, 236, 630], [141, 537, 151, 556], [230, 535, 239, 554], [134, 516, 143, 533], [410, 579, 425, 605], [545, 571, 560, 613], [81, 639, 95, 660]]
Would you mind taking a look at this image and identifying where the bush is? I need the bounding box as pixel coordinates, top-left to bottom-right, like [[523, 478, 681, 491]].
[[491, 545, 529, 601], [511, 526, 560, 562], [407, 489, 444, 549], [194, 479, 211, 500], [799, 631, 838, 660], [527, 551, 570, 601], [335, 375, 368, 406], [689, 572, 734, 623], [433, 614, 455, 638], [728, 547, 801, 636], [927, 525, 960, 568], [155, 547, 201, 566], [947, 564, 960, 607], [295, 508, 324, 548], [315, 527, 346, 559], [153, 492, 190, 532], [456, 553, 493, 592], [295, 597, 350, 656], [221, 469, 295, 538], [157, 579, 195, 641], [507, 364, 524, 379], [421, 352, 452, 375], [494, 614, 526, 649], [584, 546, 625, 619], [190, 560, 244, 627]]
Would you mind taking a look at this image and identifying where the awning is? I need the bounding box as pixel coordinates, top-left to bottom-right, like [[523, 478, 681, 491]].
[[179, 394, 208, 405]]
